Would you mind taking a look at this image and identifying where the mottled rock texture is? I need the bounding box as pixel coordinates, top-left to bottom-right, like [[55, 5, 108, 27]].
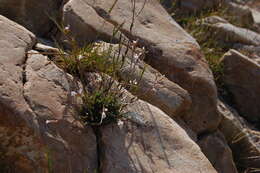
[[221, 49, 260, 122], [63, 0, 220, 134], [0, 15, 97, 172]]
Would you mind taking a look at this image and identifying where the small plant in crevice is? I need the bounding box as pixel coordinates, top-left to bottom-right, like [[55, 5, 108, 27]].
[[53, 23, 146, 126], [46, 0, 150, 127]]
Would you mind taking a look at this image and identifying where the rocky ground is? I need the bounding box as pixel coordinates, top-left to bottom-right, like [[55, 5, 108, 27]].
[[0, 0, 259, 172]]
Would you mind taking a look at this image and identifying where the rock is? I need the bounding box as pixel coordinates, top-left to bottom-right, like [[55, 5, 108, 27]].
[[0, 0, 63, 36], [252, 9, 260, 26], [177, 0, 224, 12], [203, 16, 229, 24], [220, 49, 260, 122], [198, 131, 238, 173], [63, 0, 220, 134], [0, 15, 98, 172], [34, 43, 60, 54], [218, 100, 260, 172], [98, 97, 217, 173], [25, 51, 98, 173], [62, 0, 127, 45], [234, 44, 260, 64], [226, 2, 254, 28], [247, 0, 260, 13], [209, 22, 260, 46]]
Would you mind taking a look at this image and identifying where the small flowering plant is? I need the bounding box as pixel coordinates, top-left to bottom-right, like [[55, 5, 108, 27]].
[[54, 38, 146, 126], [79, 90, 122, 126], [53, 16, 146, 126]]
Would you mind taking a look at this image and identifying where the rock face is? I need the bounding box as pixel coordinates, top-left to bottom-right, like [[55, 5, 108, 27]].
[[221, 49, 260, 122], [0, 10, 218, 173], [198, 131, 238, 173], [0, 0, 63, 36], [218, 100, 260, 172], [4, 0, 260, 172], [0, 15, 98, 172], [63, 0, 220, 134], [209, 22, 260, 46], [99, 98, 217, 173], [177, 0, 224, 12]]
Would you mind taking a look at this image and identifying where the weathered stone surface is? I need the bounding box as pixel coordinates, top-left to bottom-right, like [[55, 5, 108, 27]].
[[198, 131, 238, 173], [24, 51, 98, 173], [218, 100, 260, 172], [203, 16, 229, 24], [234, 44, 260, 64], [207, 22, 260, 45], [63, 0, 220, 134], [247, 0, 260, 13], [0, 0, 63, 36], [220, 49, 260, 122], [226, 2, 254, 27], [62, 0, 126, 45], [209, 22, 260, 46], [99, 97, 217, 173], [252, 9, 260, 26], [0, 14, 44, 172], [177, 0, 225, 12], [0, 15, 98, 172]]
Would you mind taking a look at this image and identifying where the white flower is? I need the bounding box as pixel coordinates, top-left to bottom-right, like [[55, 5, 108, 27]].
[[117, 120, 124, 126], [96, 75, 102, 82], [64, 25, 70, 33], [133, 53, 139, 60], [133, 40, 138, 45], [71, 91, 77, 97], [130, 79, 138, 85], [78, 55, 83, 60], [133, 79, 137, 85]]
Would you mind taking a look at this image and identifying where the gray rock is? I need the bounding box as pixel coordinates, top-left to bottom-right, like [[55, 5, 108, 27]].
[[178, 0, 225, 12], [198, 131, 238, 173], [210, 22, 260, 45], [63, 0, 220, 134], [0, 15, 97, 172], [203, 16, 229, 25], [0, 0, 63, 36], [99, 96, 217, 173], [220, 49, 260, 122], [218, 100, 260, 172]]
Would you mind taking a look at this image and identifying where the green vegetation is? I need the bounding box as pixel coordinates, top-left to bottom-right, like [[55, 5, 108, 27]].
[[168, 2, 234, 99], [53, 21, 143, 126]]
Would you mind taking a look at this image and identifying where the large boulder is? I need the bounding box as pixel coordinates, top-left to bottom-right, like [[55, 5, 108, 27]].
[[0, 15, 97, 172], [0, 0, 63, 36], [176, 0, 225, 12], [220, 49, 260, 122], [98, 97, 217, 173], [198, 131, 238, 173], [63, 0, 220, 134], [208, 22, 260, 46], [218, 100, 260, 172]]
